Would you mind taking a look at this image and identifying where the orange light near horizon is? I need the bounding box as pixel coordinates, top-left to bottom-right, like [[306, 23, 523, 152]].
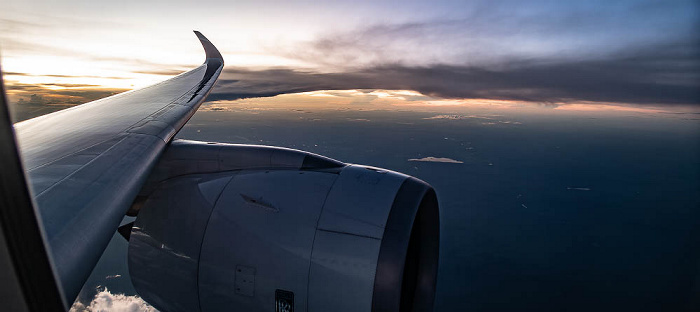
[[552, 103, 672, 114], [205, 90, 538, 112], [201, 89, 699, 117]]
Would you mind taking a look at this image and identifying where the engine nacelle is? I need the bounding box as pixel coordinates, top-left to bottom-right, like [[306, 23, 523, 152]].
[[127, 140, 439, 312]]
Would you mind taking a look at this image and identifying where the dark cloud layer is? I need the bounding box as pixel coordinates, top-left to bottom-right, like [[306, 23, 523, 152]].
[[214, 1, 698, 106], [210, 41, 699, 106]]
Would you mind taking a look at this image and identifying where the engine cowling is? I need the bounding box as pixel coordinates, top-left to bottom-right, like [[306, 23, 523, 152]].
[[127, 139, 439, 312]]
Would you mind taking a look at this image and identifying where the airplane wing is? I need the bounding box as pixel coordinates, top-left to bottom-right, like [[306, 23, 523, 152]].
[[2, 31, 440, 312], [11, 31, 224, 305]]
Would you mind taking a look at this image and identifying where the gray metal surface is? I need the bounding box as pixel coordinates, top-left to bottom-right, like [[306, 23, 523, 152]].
[[198, 169, 338, 312], [1, 69, 65, 311], [12, 31, 224, 303], [129, 172, 232, 312], [316, 165, 408, 239], [307, 165, 408, 312], [307, 230, 381, 311], [142, 139, 342, 186], [128, 140, 439, 312]]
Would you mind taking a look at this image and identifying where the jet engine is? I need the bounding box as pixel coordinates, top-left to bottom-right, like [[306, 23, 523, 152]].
[[126, 139, 439, 312]]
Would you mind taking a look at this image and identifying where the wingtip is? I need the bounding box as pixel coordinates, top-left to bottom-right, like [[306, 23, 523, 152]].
[[193, 31, 223, 62]]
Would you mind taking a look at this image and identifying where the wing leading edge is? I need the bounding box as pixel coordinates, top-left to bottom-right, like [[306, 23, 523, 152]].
[[12, 31, 224, 305]]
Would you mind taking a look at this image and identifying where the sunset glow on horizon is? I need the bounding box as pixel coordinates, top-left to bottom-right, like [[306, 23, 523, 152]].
[[1, 0, 698, 117], [199, 89, 697, 118]]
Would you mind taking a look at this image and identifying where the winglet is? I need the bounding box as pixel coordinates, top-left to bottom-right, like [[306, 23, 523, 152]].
[[193, 31, 223, 62]]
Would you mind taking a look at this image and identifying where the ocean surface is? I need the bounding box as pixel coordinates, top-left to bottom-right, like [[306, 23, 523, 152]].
[[72, 101, 700, 311]]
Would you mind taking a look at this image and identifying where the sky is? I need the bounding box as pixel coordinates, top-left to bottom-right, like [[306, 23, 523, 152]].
[[0, 0, 698, 112], [1, 1, 699, 311]]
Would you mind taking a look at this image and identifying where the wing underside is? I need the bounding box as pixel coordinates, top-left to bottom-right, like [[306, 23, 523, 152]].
[[11, 31, 224, 305]]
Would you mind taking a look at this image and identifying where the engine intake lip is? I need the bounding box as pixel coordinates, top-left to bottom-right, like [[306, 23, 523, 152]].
[[372, 177, 440, 312]]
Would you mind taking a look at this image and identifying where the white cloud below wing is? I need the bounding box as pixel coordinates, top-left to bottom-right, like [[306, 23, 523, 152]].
[[70, 288, 157, 312]]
